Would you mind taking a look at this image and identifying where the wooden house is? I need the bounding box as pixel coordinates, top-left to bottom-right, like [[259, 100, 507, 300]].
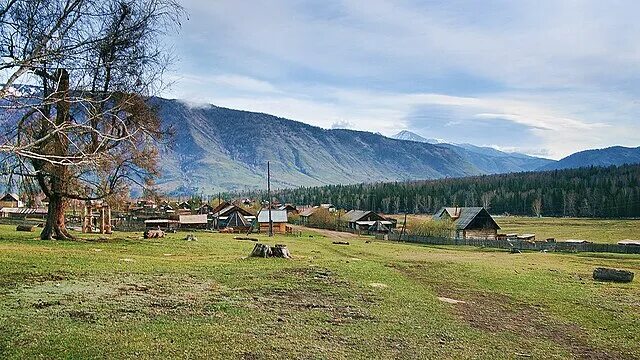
[[278, 204, 298, 215], [298, 206, 321, 225], [179, 214, 209, 229], [224, 211, 252, 232], [0, 193, 23, 208], [432, 207, 500, 240], [256, 209, 288, 234], [344, 210, 391, 230]]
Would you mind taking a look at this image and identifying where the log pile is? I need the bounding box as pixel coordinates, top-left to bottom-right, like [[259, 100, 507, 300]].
[[250, 243, 292, 259], [593, 267, 634, 283]]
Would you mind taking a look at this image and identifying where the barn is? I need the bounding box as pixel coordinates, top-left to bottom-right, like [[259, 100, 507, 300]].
[[432, 207, 500, 240]]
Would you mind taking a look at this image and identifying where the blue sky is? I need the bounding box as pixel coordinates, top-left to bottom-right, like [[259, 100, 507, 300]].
[[162, 0, 640, 159]]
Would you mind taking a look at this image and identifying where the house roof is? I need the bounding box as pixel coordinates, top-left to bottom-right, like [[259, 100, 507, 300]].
[[433, 207, 500, 230], [257, 209, 288, 223], [299, 207, 320, 217], [214, 205, 254, 217], [211, 201, 231, 214], [344, 210, 384, 222], [179, 214, 208, 224], [1, 193, 20, 202]]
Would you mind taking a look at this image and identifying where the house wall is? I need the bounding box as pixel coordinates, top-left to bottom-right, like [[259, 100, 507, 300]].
[[461, 229, 498, 240], [259, 222, 287, 233]]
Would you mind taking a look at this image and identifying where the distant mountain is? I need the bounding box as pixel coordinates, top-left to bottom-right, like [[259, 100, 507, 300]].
[[391, 130, 441, 144], [152, 98, 553, 194], [540, 146, 640, 171]]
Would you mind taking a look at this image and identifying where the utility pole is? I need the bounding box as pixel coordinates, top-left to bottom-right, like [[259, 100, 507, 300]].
[[267, 161, 273, 237]]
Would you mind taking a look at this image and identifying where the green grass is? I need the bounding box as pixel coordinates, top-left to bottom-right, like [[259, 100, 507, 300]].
[[495, 217, 640, 243], [0, 224, 639, 359]]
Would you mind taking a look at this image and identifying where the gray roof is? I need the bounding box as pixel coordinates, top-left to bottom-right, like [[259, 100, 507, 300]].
[[344, 210, 384, 222], [299, 207, 320, 217], [257, 209, 288, 223], [433, 207, 500, 230]]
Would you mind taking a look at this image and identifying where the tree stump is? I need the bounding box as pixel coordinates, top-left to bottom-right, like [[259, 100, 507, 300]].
[[272, 244, 292, 259], [593, 267, 634, 283], [250, 243, 292, 258], [250, 243, 272, 258], [16, 225, 35, 232], [144, 229, 165, 239]]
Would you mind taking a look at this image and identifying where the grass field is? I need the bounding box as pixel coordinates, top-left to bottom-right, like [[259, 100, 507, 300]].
[[395, 215, 640, 244], [1, 224, 639, 359]]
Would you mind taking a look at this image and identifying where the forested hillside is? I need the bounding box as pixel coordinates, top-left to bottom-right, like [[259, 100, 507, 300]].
[[259, 165, 640, 218]]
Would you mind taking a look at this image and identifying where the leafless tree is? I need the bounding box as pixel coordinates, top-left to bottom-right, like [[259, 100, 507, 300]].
[[0, 0, 183, 239], [532, 197, 542, 217]]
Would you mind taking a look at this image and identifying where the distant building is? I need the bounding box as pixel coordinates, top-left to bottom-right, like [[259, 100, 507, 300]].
[[0, 193, 23, 208], [224, 211, 252, 232], [432, 207, 500, 240], [257, 209, 288, 234], [344, 210, 392, 230], [179, 214, 208, 229], [278, 204, 298, 215], [299, 207, 321, 225]]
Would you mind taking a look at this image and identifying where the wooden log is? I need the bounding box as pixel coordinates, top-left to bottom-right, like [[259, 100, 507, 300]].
[[593, 267, 634, 283], [272, 244, 292, 259], [16, 225, 35, 232], [234, 236, 259, 241], [250, 243, 272, 258], [332, 241, 350, 245]]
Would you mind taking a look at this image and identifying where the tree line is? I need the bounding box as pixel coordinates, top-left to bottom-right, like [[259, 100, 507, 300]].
[[245, 165, 640, 218]]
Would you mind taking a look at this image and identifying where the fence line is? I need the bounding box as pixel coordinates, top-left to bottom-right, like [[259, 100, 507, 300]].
[[376, 233, 640, 254]]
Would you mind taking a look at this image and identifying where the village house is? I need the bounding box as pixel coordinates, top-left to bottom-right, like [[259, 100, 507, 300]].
[[432, 207, 500, 240], [278, 204, 298, 215], [0, 193, 23, 208], [298, 206, 321, 225], [256, 209, 288, 234], [223, 211, 253, 233], [212, 204, 255, 228], [343, 210, 395, 231], [179, 214, 209, 229]]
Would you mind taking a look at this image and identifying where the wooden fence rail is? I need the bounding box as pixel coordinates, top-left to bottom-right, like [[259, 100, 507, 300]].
[[376, 233, 640, 254]]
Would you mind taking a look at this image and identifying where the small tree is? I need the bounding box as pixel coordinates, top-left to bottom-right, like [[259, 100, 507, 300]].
[[532, 197, 543, 217]]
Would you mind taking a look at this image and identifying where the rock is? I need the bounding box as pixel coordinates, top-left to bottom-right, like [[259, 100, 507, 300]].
[[593, 267, 634, 283], [184, 234, 197, 241]]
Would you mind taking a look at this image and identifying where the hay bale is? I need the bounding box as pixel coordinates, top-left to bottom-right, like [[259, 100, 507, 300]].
[[593, 267, 634, 283]]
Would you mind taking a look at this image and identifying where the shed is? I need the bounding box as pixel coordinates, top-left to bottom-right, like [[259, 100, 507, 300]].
[[179, 214, 208, 229], [225, 211, 252, 232], [257, 209, 288, 234], [433, 207, 500, 240], [344, 210, 386, 230]]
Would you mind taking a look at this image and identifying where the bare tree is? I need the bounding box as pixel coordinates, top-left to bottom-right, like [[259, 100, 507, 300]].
[[0, 0, 183, 239], [532, 197, 542, 217]]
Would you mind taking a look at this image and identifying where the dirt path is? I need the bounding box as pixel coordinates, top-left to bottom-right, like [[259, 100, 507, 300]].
[[289, 225, 363, 240]]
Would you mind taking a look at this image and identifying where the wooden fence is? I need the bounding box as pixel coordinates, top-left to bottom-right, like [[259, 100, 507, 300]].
[[376, 233, 640, 254]]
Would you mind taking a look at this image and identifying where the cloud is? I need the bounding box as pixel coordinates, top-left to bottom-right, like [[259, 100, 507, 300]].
[[331, 120, 353, 129], [162, 0, 640, 160]]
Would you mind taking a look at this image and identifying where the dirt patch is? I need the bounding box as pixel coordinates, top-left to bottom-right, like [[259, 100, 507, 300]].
[[397, 264, 621, 360]]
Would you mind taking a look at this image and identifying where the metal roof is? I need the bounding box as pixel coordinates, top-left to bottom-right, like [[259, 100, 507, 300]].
[[299, 207, 320, 217], [257, 209, 288, 223], [179, 214, 208, 224], [433, 207, 500, 230], [344, 210, 384, 222]]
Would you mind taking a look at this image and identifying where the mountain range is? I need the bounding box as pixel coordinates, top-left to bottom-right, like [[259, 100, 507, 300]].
[[153, 98, 559, 194]]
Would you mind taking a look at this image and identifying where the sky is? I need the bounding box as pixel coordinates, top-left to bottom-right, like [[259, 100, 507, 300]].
[[162, 0, 640, 160]]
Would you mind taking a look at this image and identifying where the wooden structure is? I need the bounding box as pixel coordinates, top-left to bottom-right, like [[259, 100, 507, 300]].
[[83, 201, 112, 234], [179, 214, 209, 229], [257, 209, 288, 234], [432, 207, 500, 240], [344, 210, 388, 230], [0, 193, 23, 208]]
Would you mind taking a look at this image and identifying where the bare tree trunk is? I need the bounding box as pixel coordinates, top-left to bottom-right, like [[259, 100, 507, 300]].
[[41, 194, 74, 240]]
